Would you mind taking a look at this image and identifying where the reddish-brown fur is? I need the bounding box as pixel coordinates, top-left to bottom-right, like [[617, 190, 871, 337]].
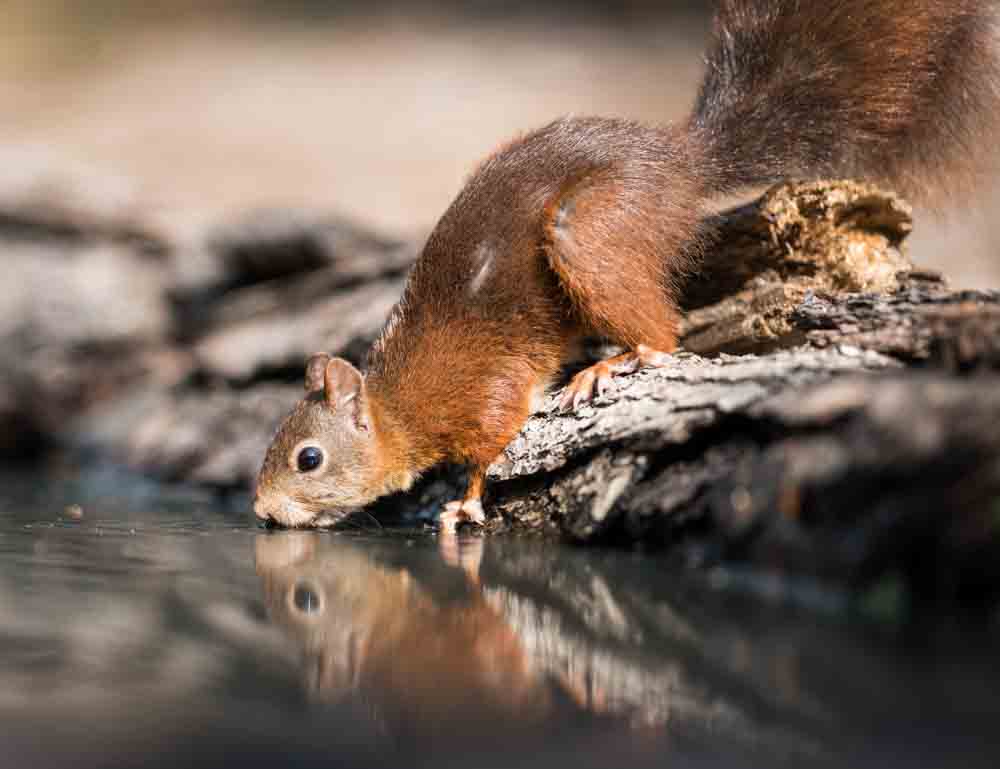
[[254, 0, 1000, 530], [255, 536, 552, 741]]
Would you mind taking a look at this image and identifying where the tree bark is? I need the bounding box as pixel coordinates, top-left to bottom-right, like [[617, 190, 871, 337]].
[[4, 174, 999, 604]]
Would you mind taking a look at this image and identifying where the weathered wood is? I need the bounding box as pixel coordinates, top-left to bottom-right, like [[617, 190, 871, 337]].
[[487, 371, 1000, 598], [0, 188, 413, 456], [792, 283, 1000, 365], [679, 180, 914, 354], [490, 347, 897, 482], [192, 277, 407, 382], [71, 383, 301, 488], [4, 171, 1000, 601]]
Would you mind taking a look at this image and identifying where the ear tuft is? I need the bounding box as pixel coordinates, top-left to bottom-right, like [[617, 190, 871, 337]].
[[323, 358, 367, 428], [304, 353, 331, 393]]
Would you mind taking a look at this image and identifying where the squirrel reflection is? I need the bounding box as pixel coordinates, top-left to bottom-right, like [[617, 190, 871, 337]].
[[255, 534, 558, 743], [257, 534, 831, 761]]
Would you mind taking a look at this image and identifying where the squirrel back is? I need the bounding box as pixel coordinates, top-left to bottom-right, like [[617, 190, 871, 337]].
[[691, 0, 1000, 199]]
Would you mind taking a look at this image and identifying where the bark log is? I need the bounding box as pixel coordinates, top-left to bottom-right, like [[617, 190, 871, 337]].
[[4, 170, 1000, 607]]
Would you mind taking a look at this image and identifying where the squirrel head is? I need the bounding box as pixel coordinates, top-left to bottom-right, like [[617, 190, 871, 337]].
[[253, 354, 386, 527]]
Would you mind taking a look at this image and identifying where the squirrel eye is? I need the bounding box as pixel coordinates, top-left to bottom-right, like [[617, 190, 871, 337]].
[[291, 582, 322, 615], [296, 446, 324, 473]]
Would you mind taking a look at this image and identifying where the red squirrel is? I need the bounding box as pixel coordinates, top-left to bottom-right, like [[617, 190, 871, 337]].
[[253, 0, 1000, 531]]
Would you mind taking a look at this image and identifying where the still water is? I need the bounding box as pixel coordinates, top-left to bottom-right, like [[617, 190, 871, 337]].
[[1, 464, 998, 769]]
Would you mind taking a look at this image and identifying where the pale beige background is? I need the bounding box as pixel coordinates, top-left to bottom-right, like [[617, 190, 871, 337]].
[[3, 3, 998, 286]]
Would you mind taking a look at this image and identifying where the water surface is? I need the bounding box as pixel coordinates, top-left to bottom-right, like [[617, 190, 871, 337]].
[[1, 464, 998, 768]]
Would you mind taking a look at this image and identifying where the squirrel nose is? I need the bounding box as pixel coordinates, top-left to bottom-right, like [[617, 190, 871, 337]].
[[253, 494, 271, 522]]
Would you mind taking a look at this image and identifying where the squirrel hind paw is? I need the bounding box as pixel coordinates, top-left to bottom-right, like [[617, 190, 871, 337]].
[[558, 345, 672, 412]]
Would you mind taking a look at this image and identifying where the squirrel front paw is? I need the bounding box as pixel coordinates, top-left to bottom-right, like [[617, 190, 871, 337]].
[[439, 498, 486, 534]]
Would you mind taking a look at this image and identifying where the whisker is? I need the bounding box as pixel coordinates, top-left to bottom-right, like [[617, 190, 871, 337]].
[[361, 510, 384, 531]]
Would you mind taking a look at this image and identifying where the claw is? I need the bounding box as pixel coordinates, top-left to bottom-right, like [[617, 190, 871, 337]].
[[558, 346, 673, 412], [595, 371, 613, 397], [461, 498, 485, 524], [439, 504, 461, 534], [438, 497, 486, 532]]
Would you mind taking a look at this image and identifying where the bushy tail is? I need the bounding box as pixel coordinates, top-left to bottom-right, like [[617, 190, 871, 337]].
[[690, 0, 1000, 201]]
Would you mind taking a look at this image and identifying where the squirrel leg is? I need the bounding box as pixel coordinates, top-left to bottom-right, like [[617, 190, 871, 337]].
[[558, 344, 672, 412], [438, 365, 540, 532], [438, 466, 487, 534], [543, 170, 685, 413]]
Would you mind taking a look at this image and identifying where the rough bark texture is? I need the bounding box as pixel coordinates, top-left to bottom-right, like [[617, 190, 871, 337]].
[[3, 170, 1000, 608], [679, 181, 915, 354]]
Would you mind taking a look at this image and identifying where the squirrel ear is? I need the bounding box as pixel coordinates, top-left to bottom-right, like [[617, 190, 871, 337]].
[[323, 358, 368, 428], [304, 353, 331, 393]]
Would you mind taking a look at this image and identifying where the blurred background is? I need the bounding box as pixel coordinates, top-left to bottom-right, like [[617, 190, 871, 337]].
[[4, 0, 999, 287], [4, 9, 1000, 766]]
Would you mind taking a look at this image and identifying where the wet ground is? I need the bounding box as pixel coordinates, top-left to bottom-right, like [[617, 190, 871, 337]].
[[1, 463, 998, 769]]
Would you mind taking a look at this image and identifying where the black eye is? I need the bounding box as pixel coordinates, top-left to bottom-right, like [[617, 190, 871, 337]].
[[297, 446, 324, 473], [292, 582, 322, 614]]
